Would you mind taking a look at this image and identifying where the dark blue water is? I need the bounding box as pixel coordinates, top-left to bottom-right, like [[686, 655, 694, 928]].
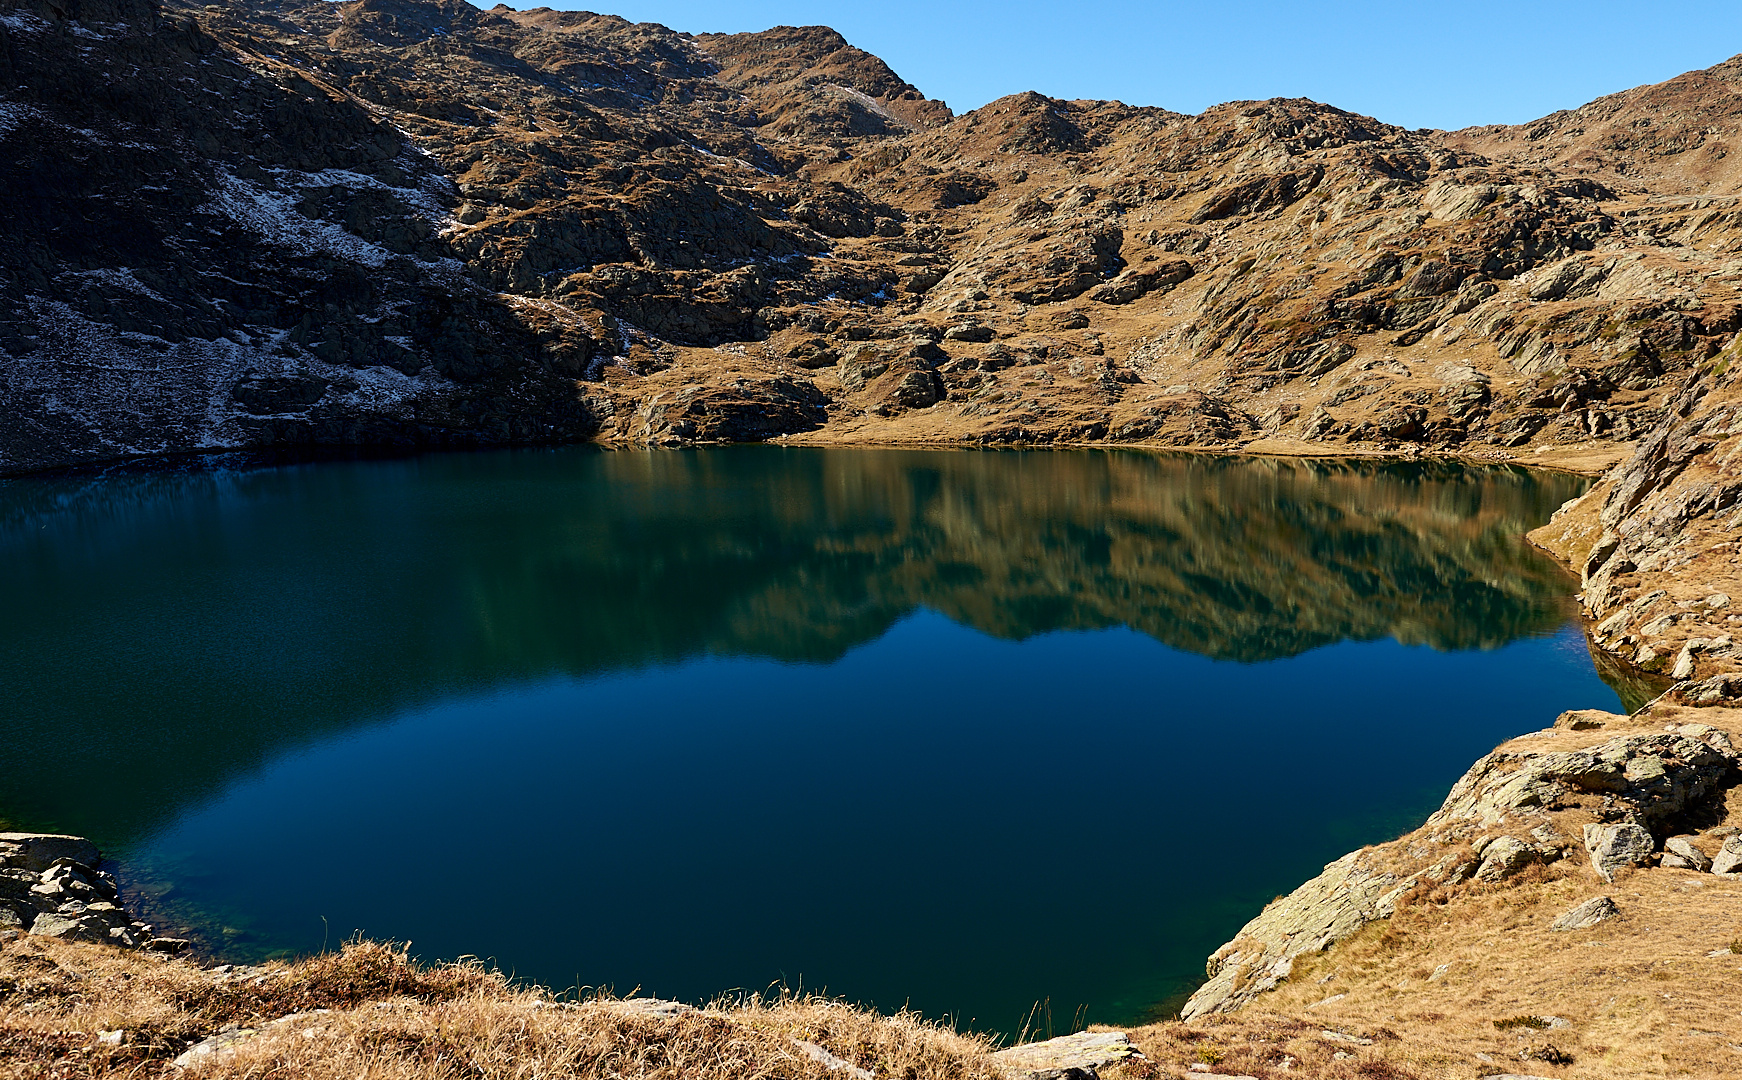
[[0, 446, 1621, 1032]]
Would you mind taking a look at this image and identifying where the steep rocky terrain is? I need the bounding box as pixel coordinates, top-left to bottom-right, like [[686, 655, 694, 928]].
[[4, 0, 1742, 476]]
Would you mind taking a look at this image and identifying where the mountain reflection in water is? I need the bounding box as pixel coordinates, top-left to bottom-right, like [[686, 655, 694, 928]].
[[0, 446, 1615, 1029]]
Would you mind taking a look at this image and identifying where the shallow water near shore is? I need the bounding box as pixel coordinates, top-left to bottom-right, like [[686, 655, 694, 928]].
[[0, 446, 1621, 1031]]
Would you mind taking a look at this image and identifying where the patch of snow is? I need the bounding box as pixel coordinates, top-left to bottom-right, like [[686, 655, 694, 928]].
[[4, 297, 457, 472], [0, 101, 41, 139], [0, 11, 49, 32], [200, 170, 397, 268], [57, 267, 170, 304]]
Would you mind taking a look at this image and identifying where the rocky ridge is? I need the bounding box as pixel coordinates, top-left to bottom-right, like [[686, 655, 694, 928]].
[[4, 0, 1742, 473], [1181, 705, 1742, 1020]]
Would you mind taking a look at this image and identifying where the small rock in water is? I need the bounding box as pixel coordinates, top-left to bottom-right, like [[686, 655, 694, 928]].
[[145, 937, 190, 954], [1550, 895, 1621, 931]]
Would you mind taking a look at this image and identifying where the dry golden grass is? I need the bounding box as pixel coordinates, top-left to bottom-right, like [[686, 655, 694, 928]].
[[0, 938, 999, 1080]]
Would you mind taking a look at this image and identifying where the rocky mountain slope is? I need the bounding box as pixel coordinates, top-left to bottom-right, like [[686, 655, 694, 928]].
[[3, 0, 1741, 477]]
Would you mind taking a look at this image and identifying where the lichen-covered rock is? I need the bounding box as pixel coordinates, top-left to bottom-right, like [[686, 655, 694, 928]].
[[1474, 835, 1543, 881], [1584, 823, 1655, 882], [1181, 850, 1415, 1019], [1712, 836, 1742, 875]]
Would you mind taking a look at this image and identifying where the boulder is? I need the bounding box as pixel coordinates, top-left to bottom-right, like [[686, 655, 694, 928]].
[[942, 323, 994, 343], [991, 1031, 1141, 1079], [29, 910, 114, 943], [0, 833, 99, 873], [1712, 836, 1742, 875], [1474, 836, 1541, 881], [1549, 895, 1621, 931], [886, 370, 944, 410], [1554, 709, 1621, 731], [1584, 823, 1655, 882], [1662, 835, 1713, 872]]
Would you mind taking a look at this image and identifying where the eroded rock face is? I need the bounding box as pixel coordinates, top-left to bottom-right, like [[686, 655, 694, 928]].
[[1180, 723, 1740, 1018]]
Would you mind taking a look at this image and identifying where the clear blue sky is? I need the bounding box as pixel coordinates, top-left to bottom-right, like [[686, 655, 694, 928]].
[[508, 0, 1742, 130]]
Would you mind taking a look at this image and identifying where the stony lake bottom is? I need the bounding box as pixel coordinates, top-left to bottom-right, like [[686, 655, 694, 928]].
[[0, 446, 1625, 1032]]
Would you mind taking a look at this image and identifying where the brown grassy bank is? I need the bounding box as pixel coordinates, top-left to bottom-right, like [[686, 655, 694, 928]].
[[0, 937, 1004, 1079]]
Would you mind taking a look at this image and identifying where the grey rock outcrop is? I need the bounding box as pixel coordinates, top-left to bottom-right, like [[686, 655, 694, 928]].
[[0, 834, 158, 948], [1584, 823, 1655, 882], [1181, 850, 1415, 1019], [1549, 895, 1621, 931], [1474, 835, 1543, 881], [1426, 729, 1734, 833], [1182, 725, 1740, 1018], [0, 832, 99, 872]]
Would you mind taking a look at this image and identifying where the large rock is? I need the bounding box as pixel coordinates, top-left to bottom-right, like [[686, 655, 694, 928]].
[[1474, 835, 1542, 881], [1584, 823, 1655, 882], [1662, 835, 1713, 872], [0, 833, 100, 872], [29, 910, 115, 943], [1712, 836, 1742, 875], [991, 1031, 1141, 1079], [1549, 895, 1620, 931]]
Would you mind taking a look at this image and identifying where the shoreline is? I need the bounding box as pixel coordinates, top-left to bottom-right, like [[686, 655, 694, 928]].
[[0, 432, 1635, 486], [9, 426, 1739, 1076]]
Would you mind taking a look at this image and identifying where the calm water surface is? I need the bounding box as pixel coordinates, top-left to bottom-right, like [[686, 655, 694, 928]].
[[0, 447, 1622, 1031]]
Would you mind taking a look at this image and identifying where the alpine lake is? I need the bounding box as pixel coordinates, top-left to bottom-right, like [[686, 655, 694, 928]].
[[0, 446, 1628, 1033]]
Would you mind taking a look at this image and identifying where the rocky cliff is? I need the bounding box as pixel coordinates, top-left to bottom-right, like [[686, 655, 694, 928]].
[[4, 0, 1742, 474]]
